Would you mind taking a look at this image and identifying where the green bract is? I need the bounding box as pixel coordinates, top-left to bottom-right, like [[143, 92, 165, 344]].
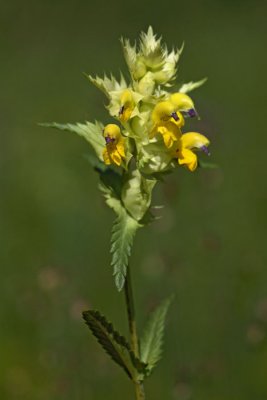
[[121, 169, 156, 221]]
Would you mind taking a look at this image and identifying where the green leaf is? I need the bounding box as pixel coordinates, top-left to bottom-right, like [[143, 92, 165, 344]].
[[100, 185, 123, 215], [98, 168, 155, 291], [98, 173, 123, 216], [179, 77, 207, 93], [40, 121, 105, 159], [82, 310, 147, 381], [121, 169, 156, 221], [140, 296, 173, 376], [111, 208, 140, 291], [85, 153, 123, 200]]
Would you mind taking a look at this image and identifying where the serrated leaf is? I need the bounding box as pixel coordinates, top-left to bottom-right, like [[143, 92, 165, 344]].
[[140, 296, 173, 375], [83, 310, 147, 381], [40, 121, 105, 159], [85, 153, 123, 199], [111, 208, 140, 291], [98, 174, 123, 216], [179, 78, 207, 93]]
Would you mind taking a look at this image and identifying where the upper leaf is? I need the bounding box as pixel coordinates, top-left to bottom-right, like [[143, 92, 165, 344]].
[[97, 168, 155, 290], [83, 310, 147, 381], [85, 153, 123, 200], [111, 207, 140, 291], [140, 296, 173, 376], [41, 121, 105, 160]]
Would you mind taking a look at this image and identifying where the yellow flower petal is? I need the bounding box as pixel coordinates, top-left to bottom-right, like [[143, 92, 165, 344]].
[[153, 120, 181, 148], [172, 112, 185, 128], [119, 89, 135, 122], [103, 124, 127, 166], [162, 132, 174, 148], [110, 149, 122, 166], [178, 148, 198, 171], [152, 101, 178, 124], [170, 92, 195, 111], [180, 132, 210, 150], [103, 124, 122, 141], [119, 107, 133, 122], [103, 148, 111, 165], [159, 121, 181, 139], [117, 138, 126, 157]]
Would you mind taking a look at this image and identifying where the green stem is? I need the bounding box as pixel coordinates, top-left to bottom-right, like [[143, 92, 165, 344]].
[[124, 267, 139, 355], [124, 266, 145, 400], [134, 381, 145, 400]]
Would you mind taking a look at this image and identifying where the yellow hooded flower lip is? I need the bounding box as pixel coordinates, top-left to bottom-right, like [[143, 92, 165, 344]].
[[173, 132, 210, 171], [102, 124, 126, 166], [170, 92, 198, 118], [152, 101, 180, 124]]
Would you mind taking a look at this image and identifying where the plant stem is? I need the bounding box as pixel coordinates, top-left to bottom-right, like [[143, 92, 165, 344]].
[[124, 266, 145, 400], [134, 381, 145, 400], [124, 267, 139, 356]]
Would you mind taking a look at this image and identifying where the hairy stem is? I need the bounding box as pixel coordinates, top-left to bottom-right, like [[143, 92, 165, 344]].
[[124, 266, 145, 400], [134, 381, 145, 400]]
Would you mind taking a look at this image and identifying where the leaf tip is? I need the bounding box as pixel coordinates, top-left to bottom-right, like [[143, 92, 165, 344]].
[[115, 272, 126, 291]]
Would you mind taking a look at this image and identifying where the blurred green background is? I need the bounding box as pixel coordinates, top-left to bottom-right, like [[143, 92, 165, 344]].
[[1, 0, 267, 399]]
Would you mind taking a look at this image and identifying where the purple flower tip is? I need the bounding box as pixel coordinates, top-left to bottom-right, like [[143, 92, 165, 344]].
[[105, 136, 115, 144], [188, 108, 197, 118], [171, 112, 179, 121], [201, 145, 210, 156]]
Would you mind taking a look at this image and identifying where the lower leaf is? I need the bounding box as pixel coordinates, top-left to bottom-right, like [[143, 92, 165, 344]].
[[83, 310, 147, 381], [140, 296, 174, 376]]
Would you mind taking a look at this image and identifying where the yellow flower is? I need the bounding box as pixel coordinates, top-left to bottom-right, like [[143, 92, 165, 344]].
[[150, 101, 184, 148], [102, 124, 126, 166], [118, 89, 135, 122], [173, 132, 210, 171], [169, 92, 197, 118], [150, 120, 182, 148], [152, 101, 180, 124]]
